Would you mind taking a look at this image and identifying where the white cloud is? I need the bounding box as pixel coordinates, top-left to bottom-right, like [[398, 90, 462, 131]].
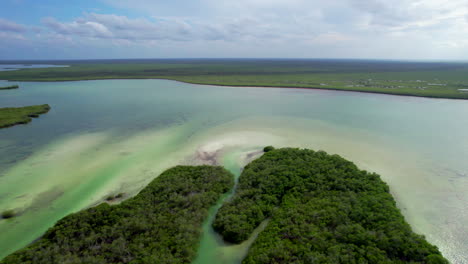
[[40, 13, 290, 42], [0, 31, 26, 40], [0, 18, 27, 32], [42, 17, 113, 38]]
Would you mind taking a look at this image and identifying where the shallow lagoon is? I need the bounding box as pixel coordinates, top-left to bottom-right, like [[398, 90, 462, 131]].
[[0, 79, 467, 263]]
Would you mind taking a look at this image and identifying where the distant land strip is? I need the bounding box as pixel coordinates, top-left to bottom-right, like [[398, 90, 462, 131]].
[[0, 85, 19, 90], [1, 60, 468, 99]]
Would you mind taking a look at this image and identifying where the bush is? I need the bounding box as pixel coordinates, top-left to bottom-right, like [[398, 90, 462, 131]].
[[263, 146, 275, 152], [1, 210, 15, 219]]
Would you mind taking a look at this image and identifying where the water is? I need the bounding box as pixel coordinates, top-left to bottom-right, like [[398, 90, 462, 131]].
[[0, 64, 68, 71], [192, 148, 266, 264], [0, 79, 467, 263]]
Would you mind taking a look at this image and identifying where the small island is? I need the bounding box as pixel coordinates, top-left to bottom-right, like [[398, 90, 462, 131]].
[[0, 85, 19, 90], [0, 104, 51, 129]]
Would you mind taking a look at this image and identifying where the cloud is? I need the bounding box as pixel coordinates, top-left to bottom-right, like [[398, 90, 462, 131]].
[[40, 13, 285, 42], [42, 17, 113, 38], [99, 0, 468, 38], [0, 18, 27, 32], [347, 0, 468, 32], [0, 31, 26, 40], [42, 14, 192, 41]]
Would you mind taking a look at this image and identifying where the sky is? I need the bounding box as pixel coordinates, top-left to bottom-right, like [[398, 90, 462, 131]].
[[0, 0, 467, 60]]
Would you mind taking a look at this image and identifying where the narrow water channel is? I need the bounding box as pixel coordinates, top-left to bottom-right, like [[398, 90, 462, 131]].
[[192, 149, 266, 264]]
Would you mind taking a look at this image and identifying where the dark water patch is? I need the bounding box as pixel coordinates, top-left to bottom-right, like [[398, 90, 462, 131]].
[[27, 188, 64, 211]]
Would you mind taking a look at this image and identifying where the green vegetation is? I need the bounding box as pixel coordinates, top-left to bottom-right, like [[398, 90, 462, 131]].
[[0, 85, 19, 90], [213, 148, 448, 263], [105, 193, 125, 201], [0, 104, 50, 129], [1, 59, 468, 99], [263, 146, 275, 152], [1, 165, 234, 264], [1, 210, 16, 219]]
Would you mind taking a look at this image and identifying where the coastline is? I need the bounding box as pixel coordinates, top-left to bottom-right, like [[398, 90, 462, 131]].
[[1, 76, 466, 100]]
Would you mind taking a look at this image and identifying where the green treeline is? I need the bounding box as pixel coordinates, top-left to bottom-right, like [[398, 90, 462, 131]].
[[1, 166, 234, 264], [213, 148, 448, 263], [0, 85, 19, 90], [0, 104, 50, 128]]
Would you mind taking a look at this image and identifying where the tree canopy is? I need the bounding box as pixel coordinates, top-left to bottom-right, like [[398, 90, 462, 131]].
[[213, 148, 448, 264]]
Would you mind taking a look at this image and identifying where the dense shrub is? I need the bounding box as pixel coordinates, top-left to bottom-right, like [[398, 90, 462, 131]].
[[263, 146, 275, 152], [1, 210, 16, 219], [213, 148, 448, 263]]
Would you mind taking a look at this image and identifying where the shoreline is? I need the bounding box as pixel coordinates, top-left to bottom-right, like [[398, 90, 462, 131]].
[[1, 76, 466, 101]]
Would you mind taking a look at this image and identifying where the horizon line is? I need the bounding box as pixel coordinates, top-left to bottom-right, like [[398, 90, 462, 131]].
[[1, 58, 468, 64]]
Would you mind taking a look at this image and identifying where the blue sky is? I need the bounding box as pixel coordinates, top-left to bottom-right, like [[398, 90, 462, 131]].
[[1, 0, 467, 60]]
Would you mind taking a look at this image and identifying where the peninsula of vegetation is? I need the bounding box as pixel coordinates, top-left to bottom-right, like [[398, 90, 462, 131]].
[[1, 166, 234, 264], [0, 85, 19, 90], [0, 104, 51, 129], [0, 59, 468, 99], [214, 147, 448, 263]]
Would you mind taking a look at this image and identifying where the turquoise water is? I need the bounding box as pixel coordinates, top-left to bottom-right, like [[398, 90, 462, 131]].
[[0, 79, 467, 263]]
